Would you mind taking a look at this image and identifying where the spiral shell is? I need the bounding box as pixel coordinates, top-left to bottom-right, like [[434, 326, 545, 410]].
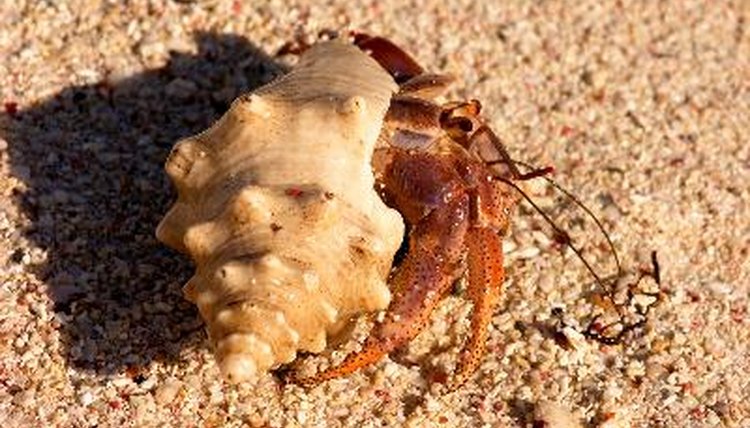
[[156, 41, 404, 383]]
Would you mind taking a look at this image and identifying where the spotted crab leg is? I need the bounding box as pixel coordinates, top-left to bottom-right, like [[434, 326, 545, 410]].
[[294, 193, 470, 386], [450, 227, 505, 389]]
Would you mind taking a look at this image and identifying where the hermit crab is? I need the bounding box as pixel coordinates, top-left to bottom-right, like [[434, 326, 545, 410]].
[[157, 33, 659, 389]]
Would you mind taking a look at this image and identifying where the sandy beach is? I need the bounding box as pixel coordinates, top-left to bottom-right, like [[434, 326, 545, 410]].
[[1, 1, 748, 426]]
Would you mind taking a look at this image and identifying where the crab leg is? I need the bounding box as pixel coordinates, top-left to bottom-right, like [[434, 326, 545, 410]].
[[450, 227, 505, 389], [397, 73, 455, 99], [295, 195, 470, 386], [352, 33, 424, 83], [464, 125, 523, 178], [385, 96, 443, 134]]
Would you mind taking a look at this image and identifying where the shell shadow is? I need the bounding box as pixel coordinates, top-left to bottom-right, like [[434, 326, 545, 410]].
[[1, 32, 287, 375]]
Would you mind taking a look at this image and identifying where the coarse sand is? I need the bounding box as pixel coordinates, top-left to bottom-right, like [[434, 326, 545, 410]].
[[1, 1, 748, 427]]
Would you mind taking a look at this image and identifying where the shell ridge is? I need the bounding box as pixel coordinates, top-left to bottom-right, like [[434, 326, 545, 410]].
[[157, 40, 404, 383]]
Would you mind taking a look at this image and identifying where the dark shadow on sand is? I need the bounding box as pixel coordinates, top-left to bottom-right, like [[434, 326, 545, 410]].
[[1, 32, 287, 375]]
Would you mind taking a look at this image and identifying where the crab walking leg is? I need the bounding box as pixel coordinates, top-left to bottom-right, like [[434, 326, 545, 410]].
[[295, 196, 470, 386], [466, 125, 524, 178], [449, 227, 505, 390], [397, 73, 455, 99], [352, 33, 424, 83]]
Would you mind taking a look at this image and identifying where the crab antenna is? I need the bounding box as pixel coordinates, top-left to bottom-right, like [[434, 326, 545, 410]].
[[512, 158, 623, 278], [487, 156, 623, 282], [491, 175, 608, 290]]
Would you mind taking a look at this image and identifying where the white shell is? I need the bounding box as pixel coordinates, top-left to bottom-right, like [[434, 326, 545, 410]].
[[156, 41, 404, 383]]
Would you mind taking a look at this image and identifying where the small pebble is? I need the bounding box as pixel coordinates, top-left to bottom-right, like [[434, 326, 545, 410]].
[[515, 246, 541, 260], [534, 400, 581, 428], [154, 378, 183, 404], [139, 376, 157, 391], [79, 391, 95, 407], [706, 281, 733, 296]]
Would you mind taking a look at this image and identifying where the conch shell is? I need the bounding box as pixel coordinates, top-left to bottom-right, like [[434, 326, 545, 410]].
[[156, 41, 404, 383]]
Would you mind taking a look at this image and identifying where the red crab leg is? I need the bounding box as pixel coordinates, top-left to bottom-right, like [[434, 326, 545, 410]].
[[352, 33, 424, 83], [294, 196, 470, 386], [469, 125, 554, 180], [397, 73, 455, 99], [385, 96, 443, 134], [450, 227, 505, 389]]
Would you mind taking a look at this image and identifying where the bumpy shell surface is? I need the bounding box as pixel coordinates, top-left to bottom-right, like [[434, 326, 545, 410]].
[[156, 41, 404, 382]]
